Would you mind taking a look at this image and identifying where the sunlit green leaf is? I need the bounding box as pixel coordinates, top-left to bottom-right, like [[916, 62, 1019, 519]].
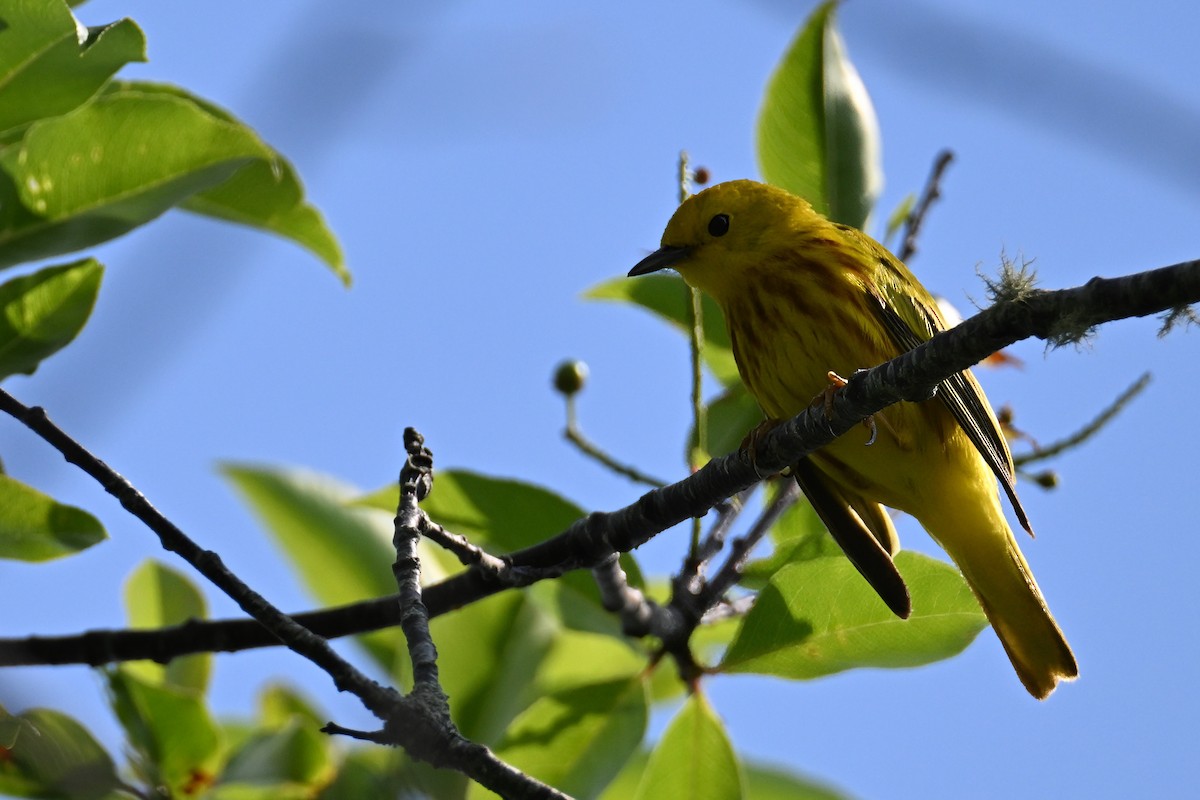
[[740, 485, 840, 588], [533, 626, 646, 697], [183, 158, 346, 284], [597, 750, 650, 800], [632, 693, 741, 800], [433, 591, 557, 744], [123, 560, 211, 695], [0, 473, 104, 561], [205, 781, 317, 800], [721, 551, 987, 678], [470, 676, 648, 800], [0, 82, 346, 280], [0, 3, 146, 135], [258, 684, 324, 730], [604, 748, 846, 800], [107, 668, 222, 797], [0, 87, 269, 267], [432, 580, 642, 746], [222, 464, 395, 600], [757, 1, 882, 228], [121, 81, 346, 281], [0, 259, 102, 379]]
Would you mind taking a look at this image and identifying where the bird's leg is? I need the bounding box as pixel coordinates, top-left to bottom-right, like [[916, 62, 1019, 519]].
[[822, 371, 895, 446]]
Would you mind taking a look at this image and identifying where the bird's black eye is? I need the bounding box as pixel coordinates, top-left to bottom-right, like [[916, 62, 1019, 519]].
[[708, 213, 730, 237]]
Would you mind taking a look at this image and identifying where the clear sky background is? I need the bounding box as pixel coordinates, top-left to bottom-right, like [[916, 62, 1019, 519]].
[[3, 1, 1199, 798]]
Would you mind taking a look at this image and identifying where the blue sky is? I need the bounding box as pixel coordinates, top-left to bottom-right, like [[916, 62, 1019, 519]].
[[4, 1, 1199, 797]]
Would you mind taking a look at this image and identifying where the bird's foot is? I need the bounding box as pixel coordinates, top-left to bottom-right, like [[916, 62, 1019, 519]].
[[820, 370, 890, 446]]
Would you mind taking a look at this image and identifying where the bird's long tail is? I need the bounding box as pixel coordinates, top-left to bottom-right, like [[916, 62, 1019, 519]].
[[926, 492, 1078, 699]]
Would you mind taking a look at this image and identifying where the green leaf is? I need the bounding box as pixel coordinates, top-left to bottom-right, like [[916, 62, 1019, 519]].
[[0, 4, 146, 136], [471, 676, 648, 800], [0, 708, 18, 748], [183, 158, 347, 285], [257, 684, 324, 730], [0, 473, 105, 561], [756, 1, 882, 228], [432, 581, 642, 745], [721, 551, 988, 678], [0, 83, 346, 281], [123, 560, 212, 695], [743, 759, 851, 800], [691, 385, 761, 461], [432, 591, 558, 744], [585, 273, 740, 388], [533, 625, 646, 697], [739, 486, 841, 588], [0, 87, 267, 267], [359, 469, 584, 552], [222, 464, 396, 602], [107, 668, 222, 797], [316, 748, 418, 800], [220, 463, 404, 671], [883, 192, 916, 248], [0, 707, 120, 799], [597, 750, 650, 800], [218, 717, 333, 790], [632, 693, 742, 800], [119, 81, 346, 281], [0, 259, 102, 379]]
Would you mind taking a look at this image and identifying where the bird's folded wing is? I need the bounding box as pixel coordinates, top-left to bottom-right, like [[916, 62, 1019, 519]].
[[792, 457, 912, 619], [868, 288, 1034, 536]]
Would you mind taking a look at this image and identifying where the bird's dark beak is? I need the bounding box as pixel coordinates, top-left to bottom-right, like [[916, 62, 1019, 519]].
[[628, 245, 691, 277]]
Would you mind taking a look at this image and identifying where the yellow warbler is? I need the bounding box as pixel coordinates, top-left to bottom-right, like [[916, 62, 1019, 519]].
[[629, 179, 1077, 699]]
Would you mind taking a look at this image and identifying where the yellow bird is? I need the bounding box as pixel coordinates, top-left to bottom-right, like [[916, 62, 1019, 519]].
[[629, 179, 1077, 699]]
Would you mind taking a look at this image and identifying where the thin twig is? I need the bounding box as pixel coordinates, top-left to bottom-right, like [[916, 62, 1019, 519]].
[[1014, 372, 1152, 467], [701, 480, 802, 607], [694, 488, 753, 567], [392, 429, 444, 692], [700, 595, 755, 625], [0, 389, 401, 717], [898, 149, 954, 263], [564, 393, 666, 487], [672, 487, 753, 604], [422, 519, 512, 577]]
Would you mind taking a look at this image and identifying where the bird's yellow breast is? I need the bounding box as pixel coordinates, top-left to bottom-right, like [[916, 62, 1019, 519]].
[[720, 262, 967, 516]]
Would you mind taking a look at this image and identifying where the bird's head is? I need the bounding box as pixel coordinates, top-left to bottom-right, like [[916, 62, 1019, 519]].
[[628, 179, 816, 302]]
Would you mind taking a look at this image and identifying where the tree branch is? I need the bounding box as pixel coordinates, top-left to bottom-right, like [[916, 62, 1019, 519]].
[[0, 399, 568, 798], [3, 259, 1198, 667], [0, 391, 400, 717]]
